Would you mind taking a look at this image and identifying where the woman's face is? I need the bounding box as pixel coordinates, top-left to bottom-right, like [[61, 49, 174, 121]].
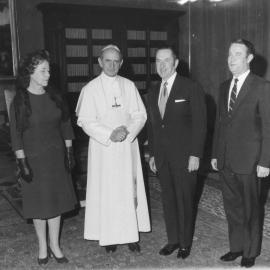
[[30, 60, 50, 87]]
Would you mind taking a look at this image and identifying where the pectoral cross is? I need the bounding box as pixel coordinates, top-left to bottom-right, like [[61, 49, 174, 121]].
[[112, 97, 121, 108]]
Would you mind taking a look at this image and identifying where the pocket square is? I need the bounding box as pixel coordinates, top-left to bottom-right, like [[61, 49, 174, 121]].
[[175, 99, 186, 103]]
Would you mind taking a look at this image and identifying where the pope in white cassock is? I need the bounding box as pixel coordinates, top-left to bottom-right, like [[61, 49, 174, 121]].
[[75, 45, 151, 253]]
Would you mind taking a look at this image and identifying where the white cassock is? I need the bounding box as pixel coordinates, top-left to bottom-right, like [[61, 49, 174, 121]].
[[76, 72, 151, 246]]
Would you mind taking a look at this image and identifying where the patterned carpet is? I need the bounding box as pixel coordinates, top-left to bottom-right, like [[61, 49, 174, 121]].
[[150, 174, 270, 239], [1, 174, 270, 269]]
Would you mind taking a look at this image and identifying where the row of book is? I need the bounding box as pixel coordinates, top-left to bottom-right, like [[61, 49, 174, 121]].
[[66, 62, 157, 77], [65, 45, 159, 58], [92, 45, 105, 57], [150, 63, 157, 74], [92, 29, 112, 39], [65, 28, 113, 40], [65, 28, 167, 41], [67, 82, 87, 92], [127, 30, 146, 40], [93, 64, 101, 76], [67, 64, 89, 77], [127, 47, 146, 57], [131, 63, 147, 75], [150, 31, 167, 41], [66, 45, 88, 57], [65, 28, 87, 39]]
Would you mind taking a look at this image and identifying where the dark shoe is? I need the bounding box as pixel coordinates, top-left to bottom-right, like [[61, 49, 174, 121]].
[[37, 256, 49, 265], [128, 242, 141, 252], [159, 243, 179, 256], [105, 245, 117, 253], [241, 257, 255, 268], [220, 251, 243, 261], [48, 247, 69, 263], [177, 246, 191, 259]]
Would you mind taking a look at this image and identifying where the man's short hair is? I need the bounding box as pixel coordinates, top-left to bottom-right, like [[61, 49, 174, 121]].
[[231, 38, 255, 56], [156, 45, 178, 61], [100, 44, 123, 60]]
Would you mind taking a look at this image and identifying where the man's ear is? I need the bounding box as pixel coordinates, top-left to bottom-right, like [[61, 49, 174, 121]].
[[247, 54, 254, 64], [98, 57, 103, 68], [174, 58, 179, 69]]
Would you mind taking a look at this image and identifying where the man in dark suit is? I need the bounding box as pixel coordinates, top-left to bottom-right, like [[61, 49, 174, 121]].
[[147, 46, 206, 259], [211, 38, 270, 268]]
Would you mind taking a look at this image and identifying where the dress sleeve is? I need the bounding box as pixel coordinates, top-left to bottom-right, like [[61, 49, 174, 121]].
[[9, 101, 23, 151], [60, 118, 75, 140]]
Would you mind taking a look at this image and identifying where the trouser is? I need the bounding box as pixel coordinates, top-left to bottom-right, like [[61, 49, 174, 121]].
[[158, 160, 197, 248], [220, 166, 262, 258]]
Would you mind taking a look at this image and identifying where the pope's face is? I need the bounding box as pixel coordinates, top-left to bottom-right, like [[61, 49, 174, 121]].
[[98, 49, 123, 77], [228, 43, 253, 77], [30, 60, 50, 87], [156, 49, 178, 81]]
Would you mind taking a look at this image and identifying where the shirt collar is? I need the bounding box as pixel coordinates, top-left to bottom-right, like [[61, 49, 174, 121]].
[[101, 71, 118, 82], [162, 72, 177, 88], [233, 69, 250, 83]]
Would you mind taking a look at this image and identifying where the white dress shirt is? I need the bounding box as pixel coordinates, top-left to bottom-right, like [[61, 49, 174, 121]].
[[227, 70, 250, 111], [158, 72, 177, 104]]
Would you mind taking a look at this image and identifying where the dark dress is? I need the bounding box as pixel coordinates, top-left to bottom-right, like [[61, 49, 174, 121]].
[[10, 91, 77, 219]]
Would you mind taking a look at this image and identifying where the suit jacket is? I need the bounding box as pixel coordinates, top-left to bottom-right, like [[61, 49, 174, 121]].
[[212, 73, 270, 174], [147, 74, 207, 170]]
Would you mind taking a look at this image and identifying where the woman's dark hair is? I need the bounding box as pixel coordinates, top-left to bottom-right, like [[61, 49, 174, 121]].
[[14, 49, 70, 132]]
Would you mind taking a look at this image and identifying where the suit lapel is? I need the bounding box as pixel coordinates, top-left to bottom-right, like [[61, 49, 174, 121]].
[[163, 75, 181, 120], [223, 80, 231, 113], [223, 73, 254, 119], [153, 81, 162, 121], [230, 73, 253, 116]]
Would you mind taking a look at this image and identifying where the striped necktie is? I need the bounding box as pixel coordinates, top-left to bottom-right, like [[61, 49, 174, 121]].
[[228, 78, 238, 112], [159, 81, 168, 118]]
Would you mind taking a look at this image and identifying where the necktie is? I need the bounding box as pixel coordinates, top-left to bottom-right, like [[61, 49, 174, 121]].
[[159, 81, 168, 118], [228, 78, 238, 112]]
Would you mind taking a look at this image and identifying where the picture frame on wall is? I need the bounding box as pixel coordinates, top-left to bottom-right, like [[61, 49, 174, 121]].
[[0, 0, 19, 78]]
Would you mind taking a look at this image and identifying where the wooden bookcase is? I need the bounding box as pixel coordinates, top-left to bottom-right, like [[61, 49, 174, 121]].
[[37, 3, 183, 110], [37, 3, 183, 197]]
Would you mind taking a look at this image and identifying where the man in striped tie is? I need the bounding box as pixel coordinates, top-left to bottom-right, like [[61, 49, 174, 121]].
[[211, 39, 270, 268]]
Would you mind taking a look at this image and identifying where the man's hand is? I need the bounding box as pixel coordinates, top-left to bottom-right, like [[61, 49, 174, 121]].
[[257, 165, 270, 178], [211, 158, 218, 171], [188, 156, 200, 172], [149, 156, 157, 174], [110, 126, 129, 142]]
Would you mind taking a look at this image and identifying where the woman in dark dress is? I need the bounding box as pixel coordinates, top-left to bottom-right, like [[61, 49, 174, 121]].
[[9, 50, 77, 265]]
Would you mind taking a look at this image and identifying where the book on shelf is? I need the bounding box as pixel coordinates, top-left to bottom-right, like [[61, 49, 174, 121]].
[[127, 30, 146, 40], [127, 47, 146, 57], [150, 31, 167, 41], [151, 62, 157, 74], [66, 45, 88, 57], [68, 82, 87, 92], [92, 45, 104, 57], [150, 48, 158, 57], [65, 28, 87, 39], [92, 29, 112, 39], [67, 64, 89, 77], [131, 64, 147, 75], [93, 64, 101, 76]]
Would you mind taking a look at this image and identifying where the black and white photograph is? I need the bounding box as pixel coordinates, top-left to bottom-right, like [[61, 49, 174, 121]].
[[0, 0, 270, 269]]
